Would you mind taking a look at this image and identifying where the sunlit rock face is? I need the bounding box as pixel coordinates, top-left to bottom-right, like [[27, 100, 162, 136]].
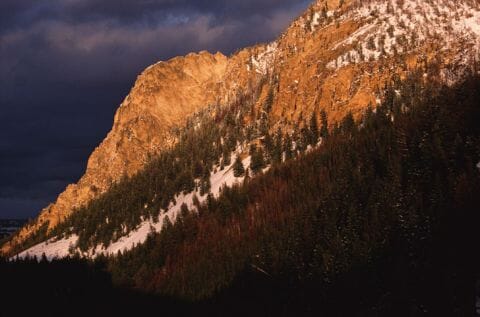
[[4, 0, 480, 255]]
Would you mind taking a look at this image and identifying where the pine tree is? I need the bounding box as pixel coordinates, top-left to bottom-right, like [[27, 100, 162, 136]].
[[180, 170, 195, 194], [180, 203, 189, 218], [200, 168, 211, 196], [263, 133, 274, 163], [193, 161, 203, 178], [300, 124, 310, 151], [264, 88, 274, 113], [206, 193, 215, 210], [243, 167, 250, 185], [320, 109, 329, 139], [251, 147, 266, 174], [233, 156, 245, 177], [272, 128, 283, 164], [321, 5, 328, 19], [223, 149, 231, 166], [284, 133, 294, 161], [309, 112, 319, 145], [259, 112, 269, 136], [341, 112, 355, 136], [192, 194, 200, 208]]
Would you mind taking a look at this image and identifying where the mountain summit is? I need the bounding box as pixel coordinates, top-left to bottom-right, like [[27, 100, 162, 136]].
[[3, 0, 480, 256]]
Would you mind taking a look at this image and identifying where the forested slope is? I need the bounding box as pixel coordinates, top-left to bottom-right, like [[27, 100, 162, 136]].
[[3, 70, 477, 316], [103, 71, 479, 315]]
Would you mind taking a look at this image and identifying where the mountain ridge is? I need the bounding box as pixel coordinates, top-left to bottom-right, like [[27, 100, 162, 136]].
[[3, 0, 480, 256]]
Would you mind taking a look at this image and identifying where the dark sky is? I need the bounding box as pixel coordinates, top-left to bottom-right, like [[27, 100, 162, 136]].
[[0, 0, 310, 219]]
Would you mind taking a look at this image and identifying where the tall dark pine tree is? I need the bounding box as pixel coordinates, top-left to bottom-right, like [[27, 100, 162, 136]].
[[250, 146, 266, 174], [263, 133, 274, 163], [233, 156, 245, 177], [309, 112, 319, 145], [284, 133, 294, 161], [243, 167, 250, 184], [272, 128, 283, 164], [264, 88, 274, 113], [341, 112, 355, 136], [320, 109, 329, 139], [200, 168, 211, 196], [223, 149, 231, 166]]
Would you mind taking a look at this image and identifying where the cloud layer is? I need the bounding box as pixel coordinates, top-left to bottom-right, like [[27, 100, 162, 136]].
[[0, 0, 310, 218]]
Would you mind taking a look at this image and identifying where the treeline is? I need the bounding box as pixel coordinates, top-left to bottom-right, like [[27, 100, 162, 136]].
[[104, 70, 480, 314]]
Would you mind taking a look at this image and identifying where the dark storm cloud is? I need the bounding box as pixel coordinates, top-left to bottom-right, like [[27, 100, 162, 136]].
[[0, 0, 310, 219], [1, 0, 308, 30]]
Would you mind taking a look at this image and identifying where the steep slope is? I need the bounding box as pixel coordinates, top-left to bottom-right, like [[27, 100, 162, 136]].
[[4, 0, 480, 255]]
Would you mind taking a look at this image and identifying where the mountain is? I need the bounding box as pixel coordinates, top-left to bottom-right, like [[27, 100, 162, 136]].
[[3, 0, 480, 257], [2, 1, 480, 314]]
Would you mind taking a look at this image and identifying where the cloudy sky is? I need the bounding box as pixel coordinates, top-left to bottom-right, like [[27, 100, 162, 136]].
[[0, 0, 310, 219]]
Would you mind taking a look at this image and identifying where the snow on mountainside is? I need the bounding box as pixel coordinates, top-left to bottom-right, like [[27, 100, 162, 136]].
[[250, 42, 278, 75], [14, 235, 79, 260], [324, 0, 480, 71], [15, 155, 253, 260]]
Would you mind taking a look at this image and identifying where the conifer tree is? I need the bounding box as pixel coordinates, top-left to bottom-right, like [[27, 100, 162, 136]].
[[309, 112, 319, 145], [263, 133, 274, 163], [273, 128, 283, 163], [180, 203, 189, 218], [200, 169, 211, 196], [251, 147, 266, 174], [341, 112, 355, 136], [284, 133, 294, 161], [321, 5, 328, 19], [300, 124, 310, 151], [259, 112, 269, 136], [233, 156, 245, 177], [192, 194, 200, 208], [223, 150, 231, 166], [243, 167, 250, 185], [264, 88, 274, 113], [320, 109, 329, 139]]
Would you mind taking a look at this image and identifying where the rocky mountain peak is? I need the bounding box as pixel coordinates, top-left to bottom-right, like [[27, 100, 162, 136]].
[[3, 0, 480, 256]]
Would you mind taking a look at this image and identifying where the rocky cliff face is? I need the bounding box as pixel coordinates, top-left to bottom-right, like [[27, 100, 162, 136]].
[[2, 51, 229, 253], [3, 0, 480, 255]]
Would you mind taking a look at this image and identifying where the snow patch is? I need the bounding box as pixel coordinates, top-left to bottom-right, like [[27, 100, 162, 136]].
[[251, 42, 278, 75], [311, 12, 321, 31], [14, 235, 79, 261]]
